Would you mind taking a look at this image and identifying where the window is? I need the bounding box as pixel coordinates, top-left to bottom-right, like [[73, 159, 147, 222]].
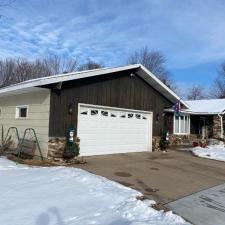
[[174, 114, 190, 134], [111, 113, 117, 117], [91, 110, 98, 116], [135, 114, 141, 119], [120, 112, 126, 118], [81, 111, 88, 115], [16, 106, 28, 119], [80, 108, 88, 115], [101, 110, 108, 117], [128, 113, 134, 118]]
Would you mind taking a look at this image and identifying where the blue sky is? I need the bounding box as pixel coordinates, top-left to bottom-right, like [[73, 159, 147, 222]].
[[0, 0, 225, 91]]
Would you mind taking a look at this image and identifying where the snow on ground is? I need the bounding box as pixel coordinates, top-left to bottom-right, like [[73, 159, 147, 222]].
[[0, 157, 190, 225], [192, 144, 225, 162]]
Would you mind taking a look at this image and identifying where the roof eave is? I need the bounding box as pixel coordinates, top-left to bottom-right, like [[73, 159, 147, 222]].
[[137, 65, 189, 109]]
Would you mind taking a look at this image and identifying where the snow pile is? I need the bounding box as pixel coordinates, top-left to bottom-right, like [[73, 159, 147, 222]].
[[192, 144, 225, 162], [0, 157, 190, 225]]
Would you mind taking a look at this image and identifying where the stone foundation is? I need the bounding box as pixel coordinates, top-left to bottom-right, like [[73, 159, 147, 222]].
[[212, 115, 225, 139], [48, 137, 80, 160], [152, 136, 161, 151], [48, 137, 66, 159], [169, 134, 198, 146], [152, 134, 200, 151]]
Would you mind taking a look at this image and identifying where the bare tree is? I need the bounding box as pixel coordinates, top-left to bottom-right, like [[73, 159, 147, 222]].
[[0, 55, 79, 87], [211, 62, 225, 99], [42, 55, 79, 75], [127, 47, 174, 88], [187, 85, 205, 100], [0, 58, 16, 86], [78, 59, 103, 71]]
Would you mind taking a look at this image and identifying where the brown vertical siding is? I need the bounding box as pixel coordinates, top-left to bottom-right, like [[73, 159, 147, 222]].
[[48, 70, 173, 137]]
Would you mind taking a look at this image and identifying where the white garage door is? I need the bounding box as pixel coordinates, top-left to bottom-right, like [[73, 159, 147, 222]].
[[77, 104, 152, 156]]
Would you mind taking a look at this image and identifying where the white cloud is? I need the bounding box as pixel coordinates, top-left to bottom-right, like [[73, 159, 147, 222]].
[[0, 0, 225, 71]]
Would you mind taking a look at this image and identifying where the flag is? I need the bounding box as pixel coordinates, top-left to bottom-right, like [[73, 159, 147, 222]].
[[173, 101, 181, 113]]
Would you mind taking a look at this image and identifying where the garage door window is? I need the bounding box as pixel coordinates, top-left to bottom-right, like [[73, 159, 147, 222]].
[[101, 111, 108, 117], [111, 112, 117, 117], [91, 110, 98, 116], [135, 114, 141, 119], [128, 113, 134, 118], [80, 109, 88, 115], [120, 112, 126, 118]]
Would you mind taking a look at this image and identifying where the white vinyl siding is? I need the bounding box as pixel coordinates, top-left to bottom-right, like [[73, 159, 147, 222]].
[[174, 114, 190, 135], [0, 89, 50, 158]]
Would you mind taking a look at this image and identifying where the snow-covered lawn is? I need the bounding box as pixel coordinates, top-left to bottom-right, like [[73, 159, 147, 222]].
[[192, 144, 225, 162], [0, 157, 190, 225]]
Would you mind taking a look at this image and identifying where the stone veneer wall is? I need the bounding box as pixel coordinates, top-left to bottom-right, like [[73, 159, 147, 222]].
[[152, 134, 199, 151], [48, 138, 66, 159], [212, 115, 225, 139], [169, 134, 198, 146], [48, 137, 80, 160]]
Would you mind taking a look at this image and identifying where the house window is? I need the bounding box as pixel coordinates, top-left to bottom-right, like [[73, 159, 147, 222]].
[[16, 106, 28, 119], [174, 114, 190, 134]]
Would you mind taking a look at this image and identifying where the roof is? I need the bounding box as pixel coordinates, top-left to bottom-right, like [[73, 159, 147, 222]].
[[0, 64, 188, 108], [185, 99, 225, 115]]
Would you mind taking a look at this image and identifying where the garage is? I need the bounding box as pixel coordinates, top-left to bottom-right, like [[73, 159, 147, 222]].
[[77, 104, 153, 156], [0, 64, 187, 158]]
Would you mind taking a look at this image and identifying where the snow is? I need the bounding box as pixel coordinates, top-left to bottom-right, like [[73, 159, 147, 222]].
[[186, 99, 225, 114], [0, 157, 190, 225], [192, 144, 225, 162]]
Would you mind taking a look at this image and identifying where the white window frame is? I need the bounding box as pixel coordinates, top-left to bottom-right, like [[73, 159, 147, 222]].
[[173, 114, 190, 135], [15, 105, 29, 119]]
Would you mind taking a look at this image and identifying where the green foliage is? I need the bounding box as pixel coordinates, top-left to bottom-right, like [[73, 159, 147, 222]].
[[63, 141, 80, 159]]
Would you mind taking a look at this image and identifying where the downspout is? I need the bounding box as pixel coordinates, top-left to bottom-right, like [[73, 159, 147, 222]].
[[218, 113, 224, 139]]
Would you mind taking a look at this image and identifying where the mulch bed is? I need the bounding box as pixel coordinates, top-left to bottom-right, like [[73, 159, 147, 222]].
[[6, 154, 86, 167]]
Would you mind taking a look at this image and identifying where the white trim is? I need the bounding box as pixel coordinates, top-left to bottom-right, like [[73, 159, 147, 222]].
[[78, 103, 153, 115], [0, 64, 188, 108], [15, 105, 29, 119], [0, 65, 140, 96], [173, 114, 190, 135], [138, 65, 188, 108], [165, 108, 225, 115]]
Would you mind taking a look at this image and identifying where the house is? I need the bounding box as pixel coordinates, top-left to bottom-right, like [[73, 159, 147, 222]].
[[0, 64, 223, 158], [0, 64, 188, 158], [165, 99, 225, 145]]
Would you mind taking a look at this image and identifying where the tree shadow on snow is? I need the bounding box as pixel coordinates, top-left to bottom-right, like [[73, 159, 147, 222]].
[[35, 207, 65, 225]]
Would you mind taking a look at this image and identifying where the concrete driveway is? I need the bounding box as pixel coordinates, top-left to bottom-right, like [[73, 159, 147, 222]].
[[76, 149, 225, 204], [166, 183, 225, 225]]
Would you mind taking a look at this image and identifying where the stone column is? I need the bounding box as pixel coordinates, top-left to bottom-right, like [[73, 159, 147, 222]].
[[212, 115, 222, 138]]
